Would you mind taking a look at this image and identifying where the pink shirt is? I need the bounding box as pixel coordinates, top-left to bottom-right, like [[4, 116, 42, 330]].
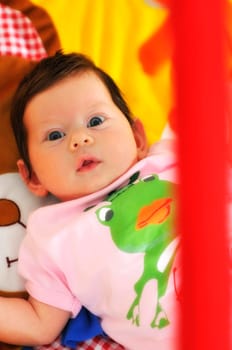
[[18, 140, 182, 350]]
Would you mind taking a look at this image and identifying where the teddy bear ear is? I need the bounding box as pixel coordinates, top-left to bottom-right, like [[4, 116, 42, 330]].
[[0, 0, 60, 303]]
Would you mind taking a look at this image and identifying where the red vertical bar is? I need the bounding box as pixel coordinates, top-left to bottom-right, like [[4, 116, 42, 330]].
[[172, 1, 230, 350]]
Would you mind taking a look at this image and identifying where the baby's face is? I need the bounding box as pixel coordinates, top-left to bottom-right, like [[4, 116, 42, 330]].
[[22, 72, 147, 201]]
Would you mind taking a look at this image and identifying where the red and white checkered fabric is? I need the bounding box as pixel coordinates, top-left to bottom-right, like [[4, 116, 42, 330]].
[[0, 3, 47, 60], [34, 335, 125, 350]]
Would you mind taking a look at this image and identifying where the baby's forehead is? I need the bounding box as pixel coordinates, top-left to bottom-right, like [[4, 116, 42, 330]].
[[24, 76, 114, 120]]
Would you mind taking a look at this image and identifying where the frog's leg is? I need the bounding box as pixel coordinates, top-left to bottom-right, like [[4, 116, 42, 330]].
[[151, 241, 179, 328], [151, 302, 170, 328], [126, 296, 140, 325], [127, 274, 169, 328], [127, 241, 178, 328], [127, 276, 145, 326], [127, 250, 160, 325], [149, 270, 170, 328]]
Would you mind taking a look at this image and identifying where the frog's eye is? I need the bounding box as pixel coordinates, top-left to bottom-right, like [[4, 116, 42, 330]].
[[98, 207, 114, 222], [141, 175, 156, 182]]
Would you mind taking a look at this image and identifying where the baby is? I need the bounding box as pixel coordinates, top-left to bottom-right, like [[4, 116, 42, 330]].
[[0, 51, 180, 350]]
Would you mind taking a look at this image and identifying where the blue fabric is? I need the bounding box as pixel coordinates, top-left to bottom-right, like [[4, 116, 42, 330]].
[[61, 307, 105, 348]]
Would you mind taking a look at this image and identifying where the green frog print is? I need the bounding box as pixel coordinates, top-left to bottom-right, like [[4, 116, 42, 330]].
[[95, 171, 179, 329]]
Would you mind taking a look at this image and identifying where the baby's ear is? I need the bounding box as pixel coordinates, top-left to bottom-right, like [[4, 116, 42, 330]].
[[132, 119, 149, 160], [17, 159, 48, 197]]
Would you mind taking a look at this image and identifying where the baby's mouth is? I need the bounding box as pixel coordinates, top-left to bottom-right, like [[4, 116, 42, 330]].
[[76, 157, 101, 172]]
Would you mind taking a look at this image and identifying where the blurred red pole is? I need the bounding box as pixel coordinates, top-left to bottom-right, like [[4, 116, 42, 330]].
[[172, 1, 230, 350]]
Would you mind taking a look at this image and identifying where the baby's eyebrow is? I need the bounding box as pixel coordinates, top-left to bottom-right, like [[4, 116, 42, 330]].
[[39, 120, 65, 131]]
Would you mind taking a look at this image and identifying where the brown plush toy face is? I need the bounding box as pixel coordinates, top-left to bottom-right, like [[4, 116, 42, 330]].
[[0, 0, 60, 335]]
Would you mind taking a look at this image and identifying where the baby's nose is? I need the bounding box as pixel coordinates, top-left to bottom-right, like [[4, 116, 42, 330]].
[[69, 132, 93, 151]]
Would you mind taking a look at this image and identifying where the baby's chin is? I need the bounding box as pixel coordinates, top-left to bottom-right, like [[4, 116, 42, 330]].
[[57, 167, 135, 201]]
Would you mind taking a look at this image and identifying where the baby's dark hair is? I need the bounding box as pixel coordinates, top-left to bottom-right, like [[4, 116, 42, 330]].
[[11, 50, 134, 176]]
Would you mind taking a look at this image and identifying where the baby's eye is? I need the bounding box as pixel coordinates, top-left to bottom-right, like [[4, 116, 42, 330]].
[[87, 116, 105, 128], [47, 130, 65, 141]]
